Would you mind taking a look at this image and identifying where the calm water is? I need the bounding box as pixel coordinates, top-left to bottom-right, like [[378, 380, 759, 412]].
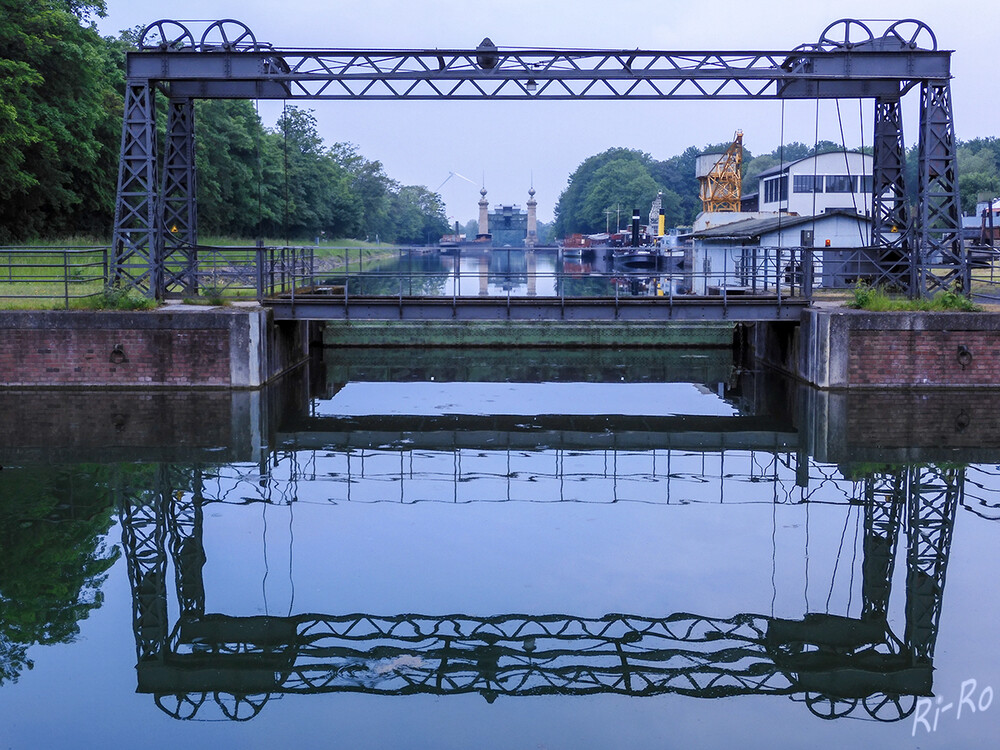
[[329, 246, 689, 298], [2, 347, 1000, 749]]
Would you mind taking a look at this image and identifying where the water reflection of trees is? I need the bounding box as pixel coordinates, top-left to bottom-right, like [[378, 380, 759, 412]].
[[0, 466, 121, 685]]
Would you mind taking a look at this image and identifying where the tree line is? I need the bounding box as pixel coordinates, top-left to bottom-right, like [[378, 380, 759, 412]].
[[554, 137, 1000, 238], [0, 1, 448, 244]]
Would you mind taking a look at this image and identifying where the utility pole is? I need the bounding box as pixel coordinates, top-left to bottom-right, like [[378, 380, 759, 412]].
[[604, 210, 613, 234]]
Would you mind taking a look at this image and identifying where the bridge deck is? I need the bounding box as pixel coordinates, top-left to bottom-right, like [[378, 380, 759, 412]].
[[265, 293, 809, 322]]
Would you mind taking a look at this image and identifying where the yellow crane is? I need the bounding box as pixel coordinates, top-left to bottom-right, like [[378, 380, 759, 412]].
[[700, 131, 743, 213]]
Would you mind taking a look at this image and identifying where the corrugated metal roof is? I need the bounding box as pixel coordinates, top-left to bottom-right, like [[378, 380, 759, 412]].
[[690, 210, 871, 240]]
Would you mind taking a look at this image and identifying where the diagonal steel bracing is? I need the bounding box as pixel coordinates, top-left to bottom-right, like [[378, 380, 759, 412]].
[[112, 83, 161, 295], [871, 98, 913, 291], [916, 82, 967, 296], [161, 99, 199, 295]]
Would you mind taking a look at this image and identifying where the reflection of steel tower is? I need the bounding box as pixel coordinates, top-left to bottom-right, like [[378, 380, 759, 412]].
[[122, 462, 961, 723]]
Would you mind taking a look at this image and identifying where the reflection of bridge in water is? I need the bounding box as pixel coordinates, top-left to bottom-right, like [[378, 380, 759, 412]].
[[122, 452, 960, 723]]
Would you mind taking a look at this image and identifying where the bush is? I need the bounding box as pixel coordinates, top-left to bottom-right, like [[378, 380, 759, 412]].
[[847, 283, 981, 312], [84, 286, 158, 311]]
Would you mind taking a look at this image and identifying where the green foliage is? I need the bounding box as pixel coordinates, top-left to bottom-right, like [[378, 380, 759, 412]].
[[847, 283, 981, 312], [84, 285, 157, 310], [957, 138, 1000, 210], [192, 104, 447, 244], [554, 148, 664, 236], [0, 0, 125, 242]]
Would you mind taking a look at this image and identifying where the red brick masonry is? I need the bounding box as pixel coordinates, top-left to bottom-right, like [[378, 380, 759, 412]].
[[849, 329, 1000, 386], [792, 309, 1000, 389], [0, 309, 272, 387], [2, 327, 231, 386]]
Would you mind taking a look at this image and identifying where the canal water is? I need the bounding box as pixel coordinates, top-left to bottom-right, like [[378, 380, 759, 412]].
[[1, 346, 999, 748], [330, 246, 690, 298]]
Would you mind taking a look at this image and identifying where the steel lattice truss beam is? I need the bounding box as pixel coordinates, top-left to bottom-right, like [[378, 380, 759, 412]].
[[113, 18, 962, 299], [127, 47, 945, 102]]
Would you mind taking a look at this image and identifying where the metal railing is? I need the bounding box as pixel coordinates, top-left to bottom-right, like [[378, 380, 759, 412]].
[[6, 243, 985, 307], [273, 245, 818, 303], [173, 243, 315, 300], [0, 246, 109, 308]]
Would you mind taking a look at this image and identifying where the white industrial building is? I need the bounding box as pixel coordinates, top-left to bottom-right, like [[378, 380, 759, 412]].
[[756, 151, 874, 216], [687, 210, 875, 294]]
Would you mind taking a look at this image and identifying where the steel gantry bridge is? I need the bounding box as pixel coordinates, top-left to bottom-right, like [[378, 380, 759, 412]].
[[114, 18, 963, 300]]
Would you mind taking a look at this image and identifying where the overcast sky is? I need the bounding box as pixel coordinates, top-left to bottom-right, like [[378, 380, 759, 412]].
[[97, 1, 997, 224]]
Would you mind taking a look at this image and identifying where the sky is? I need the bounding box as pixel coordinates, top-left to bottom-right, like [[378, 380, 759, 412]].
[[96, 0, 998, 225]]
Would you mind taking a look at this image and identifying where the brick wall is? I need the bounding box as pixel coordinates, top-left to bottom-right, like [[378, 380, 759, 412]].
[[786, 309, 1000, 388], [848, 329, 1000, 387], [0, 309, 284, 388], [1, 327, 231, 387]]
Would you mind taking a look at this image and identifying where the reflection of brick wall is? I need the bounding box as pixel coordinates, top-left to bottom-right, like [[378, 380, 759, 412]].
[[0, 391, 234, 450], [849, 330, 1000, 387], [844, 392, 1000, 449]]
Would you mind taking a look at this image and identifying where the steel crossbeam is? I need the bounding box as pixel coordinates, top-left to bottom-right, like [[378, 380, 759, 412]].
[[126, 48, 948, 102]]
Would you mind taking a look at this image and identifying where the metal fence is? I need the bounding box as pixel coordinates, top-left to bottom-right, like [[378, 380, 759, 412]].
[[4, 243, 993, 306], [280, 245, 817, 304], [0, 247, 109, 308], [177, 244, 315, 300]]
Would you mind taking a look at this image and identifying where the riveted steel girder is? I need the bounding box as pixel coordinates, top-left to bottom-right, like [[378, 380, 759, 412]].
[[161, 98, 199, 295], [916, 82, 967, 296], [871, 98, 913, 291]]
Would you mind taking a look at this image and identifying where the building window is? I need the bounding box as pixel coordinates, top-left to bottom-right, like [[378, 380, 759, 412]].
[[825, 175, 855, 193], [859, 175, 873, 193], [764, 175, 788, 203], [793, 174, 823, 193]]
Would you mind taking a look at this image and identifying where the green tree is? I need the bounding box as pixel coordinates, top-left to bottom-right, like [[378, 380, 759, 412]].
[[580, 158, 660, 234], [195, 100, 269, 237], [956, 139, 1000, 211], [554, 148, 653, 236], [0, 0, 123, 241], [392, 185, 449, 244]]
